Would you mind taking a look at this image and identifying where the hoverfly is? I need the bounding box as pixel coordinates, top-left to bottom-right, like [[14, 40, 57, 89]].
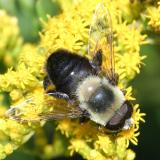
[[6, 3, 133, 132]]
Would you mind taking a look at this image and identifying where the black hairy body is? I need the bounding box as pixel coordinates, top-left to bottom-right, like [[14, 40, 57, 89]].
[[43, 49, 133, 132], [45, 49, 98, 99]]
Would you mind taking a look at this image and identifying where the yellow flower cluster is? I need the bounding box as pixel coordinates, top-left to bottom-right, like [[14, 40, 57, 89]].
[[41, 0, 147, 84], [146, 2, 160, 32], [115, 22, 147, 82], [0, 107, 34, 159], [0, 0, 147, 159], [0, 44, 46, 159], [40, 0, 146, 159], [0, 10, 22, 69]]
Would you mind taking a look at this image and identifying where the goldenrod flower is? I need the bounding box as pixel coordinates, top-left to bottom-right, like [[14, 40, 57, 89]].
[[0, 44, 45, 159], [146, 2, 160, 32], [40, 0, 145, 159], [0, 10, 22, 69], [0, 0, 147, 159]]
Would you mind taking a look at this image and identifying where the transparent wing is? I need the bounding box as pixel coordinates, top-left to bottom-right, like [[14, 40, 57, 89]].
[[39, 93, 84, 121], [88, 3, 116, 83], [6, 94, 84, 123]]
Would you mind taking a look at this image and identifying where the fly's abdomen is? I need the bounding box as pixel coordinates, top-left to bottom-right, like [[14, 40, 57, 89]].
[[46, 49, 96, 98]]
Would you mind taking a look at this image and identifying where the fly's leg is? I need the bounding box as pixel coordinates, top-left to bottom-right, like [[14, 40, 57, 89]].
[[92, 49, 102, 67], [47, 90, 70, 101], [108, 73, 119, 86], [47, 89, 77, 106], [79, 110, 90, 124], [43, 76, 53, 90]]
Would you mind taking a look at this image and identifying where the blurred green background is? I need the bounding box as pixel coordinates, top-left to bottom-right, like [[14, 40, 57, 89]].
[[0, 0, 160, 160], [131, 42, 160, 160]]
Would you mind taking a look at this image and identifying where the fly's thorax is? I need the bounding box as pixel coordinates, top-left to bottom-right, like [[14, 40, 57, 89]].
[[76, 76, 102, 102], [76, 76, 125, 126]]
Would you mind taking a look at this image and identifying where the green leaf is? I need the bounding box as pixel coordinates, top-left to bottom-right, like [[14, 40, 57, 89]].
[[36, 0, 61, 20]]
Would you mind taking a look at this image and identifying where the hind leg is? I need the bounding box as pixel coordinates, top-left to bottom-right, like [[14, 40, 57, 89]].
[[47, 90, 70, 101], [46, 89, 77, 106], [43, 76, 75, 104], [43, 76, 52, 90]]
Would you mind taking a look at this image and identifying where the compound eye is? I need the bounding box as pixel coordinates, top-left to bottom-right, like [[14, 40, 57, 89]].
[[123, 101, 133, 119], [105, 101, 133, 131]]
